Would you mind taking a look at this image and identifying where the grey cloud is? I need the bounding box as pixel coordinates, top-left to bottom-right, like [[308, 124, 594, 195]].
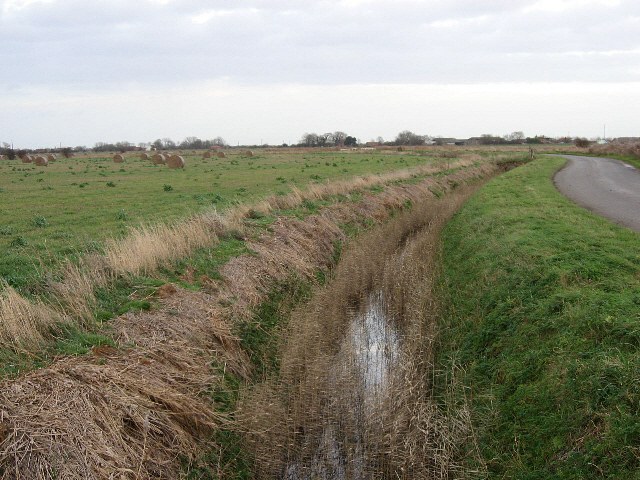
[[1, 0, 639, 91]]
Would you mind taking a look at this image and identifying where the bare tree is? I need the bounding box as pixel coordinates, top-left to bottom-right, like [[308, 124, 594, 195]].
[[395, 130, 425, 146], [333, 131, 347, 147], [300, 133, 318, 147]]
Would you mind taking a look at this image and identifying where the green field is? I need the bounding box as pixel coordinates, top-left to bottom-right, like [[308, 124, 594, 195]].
[[0, 148, 460, 290], [437, 156, 640, 478]]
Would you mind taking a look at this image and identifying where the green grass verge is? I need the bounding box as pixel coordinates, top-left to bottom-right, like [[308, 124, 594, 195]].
[[437, 155, 640, 479]]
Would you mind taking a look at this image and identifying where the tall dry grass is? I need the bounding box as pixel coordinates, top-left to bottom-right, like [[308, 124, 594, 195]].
[[239, 186, 487, 479], [588, 140, 640, 159], [0, 289, 238, 479], [104, 213, 221, 277], [0, 282, 62, 352]]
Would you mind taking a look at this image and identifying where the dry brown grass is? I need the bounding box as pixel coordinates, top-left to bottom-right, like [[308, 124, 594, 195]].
[[589, 141, 640, 159], [0, 346, 220, 479], [103, 214, 218, 276], [0, 282, 62, 352], [0, 287, 253, 479]]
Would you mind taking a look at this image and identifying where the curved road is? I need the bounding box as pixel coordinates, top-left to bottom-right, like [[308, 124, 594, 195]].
[[554, 155, 640, 232]]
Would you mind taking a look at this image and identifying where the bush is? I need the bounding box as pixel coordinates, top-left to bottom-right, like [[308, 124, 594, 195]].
[[575, 138, 591, 148], [33, 216, 48, 228]]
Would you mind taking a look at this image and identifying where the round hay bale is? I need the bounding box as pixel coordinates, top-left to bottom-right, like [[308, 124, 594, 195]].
[[34, 156, 48, 166], [244, 150, 254, 157], [46, 153, 57, 162], [151, 153, 167, 165], [217, 151, 226, 158], [21, 155, 32, 163], [167, 155, 185, 169], [140, 152, 150, 160], [202, 151, 211, 159], [113, 153, 125, 163]]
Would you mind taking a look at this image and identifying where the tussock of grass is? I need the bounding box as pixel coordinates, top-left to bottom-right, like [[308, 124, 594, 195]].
[[0, 282, 61, 351], [437, 156, 640, 478], [104, 212, 221, 276]]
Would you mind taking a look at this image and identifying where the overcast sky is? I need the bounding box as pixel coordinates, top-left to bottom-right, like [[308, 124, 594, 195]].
[[1, 0, 639, 148]]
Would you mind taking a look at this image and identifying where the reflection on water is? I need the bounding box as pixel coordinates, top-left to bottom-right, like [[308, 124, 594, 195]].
[[285, 292, 399, 479], [349, 292, 399, 400]]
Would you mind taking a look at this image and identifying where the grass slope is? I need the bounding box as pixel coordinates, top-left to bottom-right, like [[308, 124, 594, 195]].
[[438, 156, 640, 479]]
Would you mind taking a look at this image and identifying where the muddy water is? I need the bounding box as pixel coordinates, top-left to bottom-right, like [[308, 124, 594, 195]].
[[284, 292, 400, 479]]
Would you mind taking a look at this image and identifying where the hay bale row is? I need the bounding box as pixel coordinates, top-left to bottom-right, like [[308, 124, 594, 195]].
[[17, 153, 56, 165], [147, 153, 185, 168]]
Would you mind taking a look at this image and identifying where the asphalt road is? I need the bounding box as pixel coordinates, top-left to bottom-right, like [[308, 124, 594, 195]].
[[554, 155, 640, 232]]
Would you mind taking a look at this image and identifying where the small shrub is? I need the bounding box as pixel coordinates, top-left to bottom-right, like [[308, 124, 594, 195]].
[[10, 236, 28, 247], [116, 209, 128, 221], [163, 184, 173, 192], [0, 226, 13, 235], [247, 209, 265, 219], [106, 181, 116, 187], [33, 216, 48, 228]]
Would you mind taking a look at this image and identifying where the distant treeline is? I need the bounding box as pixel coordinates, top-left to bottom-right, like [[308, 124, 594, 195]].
[[1, 131, 615, 158]]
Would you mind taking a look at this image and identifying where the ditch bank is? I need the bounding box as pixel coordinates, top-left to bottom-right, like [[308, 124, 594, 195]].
[[0, 160, 520, 479], [239, 185, 486, 479]]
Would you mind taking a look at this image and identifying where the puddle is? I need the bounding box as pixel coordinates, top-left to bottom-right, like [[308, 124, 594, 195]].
[[285, 292, 400, 479], [348, 292, 399, 400]]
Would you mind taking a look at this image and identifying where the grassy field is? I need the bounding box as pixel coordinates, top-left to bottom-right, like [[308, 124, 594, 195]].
[[0, 148, 468, 290], [437, 156, 640, 478]]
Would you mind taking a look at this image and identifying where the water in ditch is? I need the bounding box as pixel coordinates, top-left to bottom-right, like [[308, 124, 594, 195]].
[[284, 291, 400, 479]]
